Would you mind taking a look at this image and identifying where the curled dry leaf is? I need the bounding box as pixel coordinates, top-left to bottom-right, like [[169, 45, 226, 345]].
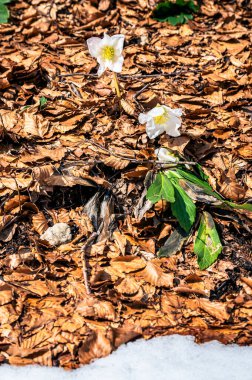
[[78, 330, 113, 365], [0, 284, 13, 306], [3, 195, 29, 213], [110, 255, 146, 274], [198, 299, 230, 322], [76, 297, 116, 321], [136, 261, 174, 288], [104, 155, 130, 170], [32, 212, 49, 235], [120, 98, 136, 116], [115, 277, 140, 295]]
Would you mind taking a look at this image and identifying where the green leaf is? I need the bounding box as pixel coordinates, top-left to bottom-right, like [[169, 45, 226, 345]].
[[21, 105, 31, 111], [176, 169, 212, 191], [39, 96, 47, 108], [147, 172, 175, 203], [194, 211, 222, 270], [178, 179, 222, 205], [195, 163, 209, 181], [0, 4, 9, 23], [176, 168, 223, 200], [226, 201, 252, 212], [170, 181, 196, 232], [153, 0, 199, 25]]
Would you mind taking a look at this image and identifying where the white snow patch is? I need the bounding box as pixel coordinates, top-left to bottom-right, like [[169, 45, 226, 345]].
[[1, 335, 251, 380], [40, 223, 72, 246]]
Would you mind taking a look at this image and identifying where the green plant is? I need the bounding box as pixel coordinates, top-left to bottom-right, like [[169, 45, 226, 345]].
[[0, 0, 11, 23], [147, 165, 252, 269], [153, 0, 199, 26], [39, 96, 48, 109]]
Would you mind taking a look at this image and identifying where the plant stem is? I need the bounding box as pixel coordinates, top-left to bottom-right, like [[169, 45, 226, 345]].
[[113, 72, 121, 98]]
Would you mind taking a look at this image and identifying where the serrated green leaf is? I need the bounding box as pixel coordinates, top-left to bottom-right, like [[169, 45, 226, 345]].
[[39, 96, 47, 108], [170, 181, 196, 232], [0, 0, 12, 4], [146, 172, 175, 203], [0, 4, 9, 23], [194, 211, 222, 270]]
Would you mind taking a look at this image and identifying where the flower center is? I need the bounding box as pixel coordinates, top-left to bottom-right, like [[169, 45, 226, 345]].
[[154, 113, 169, 125], [101, 46, 115, 61]]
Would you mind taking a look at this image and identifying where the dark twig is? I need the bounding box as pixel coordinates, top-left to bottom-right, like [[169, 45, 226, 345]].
[[88, 139, 197, 166], [81, 232, 98, 295], [57, 69, 197, 80]]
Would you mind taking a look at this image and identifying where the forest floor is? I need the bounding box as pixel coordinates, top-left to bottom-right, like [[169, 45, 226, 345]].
[[0, 0, 251, 369]]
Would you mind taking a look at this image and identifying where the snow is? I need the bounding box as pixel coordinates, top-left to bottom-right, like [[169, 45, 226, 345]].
[[1, 335, 251, 380]]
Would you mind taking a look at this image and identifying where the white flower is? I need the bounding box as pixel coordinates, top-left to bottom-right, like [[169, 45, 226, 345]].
[[87, 33, 125, 77], [155, 147, 179, 163], [139, 105, 182, 139]]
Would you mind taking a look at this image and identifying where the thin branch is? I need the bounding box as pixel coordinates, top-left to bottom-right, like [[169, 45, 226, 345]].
[[88, 139, 197, 166], [57, 69, 197, 79], [81, 232, 98, 295]]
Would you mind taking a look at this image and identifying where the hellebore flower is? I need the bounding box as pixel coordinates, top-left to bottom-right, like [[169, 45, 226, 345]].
[[138, 105, 182, 139], [155, 147, 179, 164], [87, 33, 125, 77]]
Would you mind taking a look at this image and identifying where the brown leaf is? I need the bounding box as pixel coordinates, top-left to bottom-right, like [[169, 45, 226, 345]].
[[238, 145, 252, 159], [78, 330, 113, 365], [110, 256, 146, 274], [104, 155, 130, 170], [4, 195, 29, 213], [120, 98, 136, 116], [77, 297, 116, 321], [115, 277, 140, 295], [136, 261, 174, 288], [32, 211, 49, 234], [220, 168, 246, 201], [198, 299, 230, 322]]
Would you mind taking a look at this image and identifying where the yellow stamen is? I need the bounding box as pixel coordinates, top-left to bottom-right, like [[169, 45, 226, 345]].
[[101, 46, 115, 60], [154, 114, 168, 125]]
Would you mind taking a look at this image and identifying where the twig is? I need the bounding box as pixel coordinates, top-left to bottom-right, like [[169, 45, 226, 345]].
[[133, 83, 152, 111], [58, 73, 98, 78], [57, 69, 197, 79], [81, 232, 98, 295], [88, 139, 197, 166]]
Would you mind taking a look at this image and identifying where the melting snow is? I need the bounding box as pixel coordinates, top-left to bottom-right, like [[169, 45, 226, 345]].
[[1, 335, 251, 380]]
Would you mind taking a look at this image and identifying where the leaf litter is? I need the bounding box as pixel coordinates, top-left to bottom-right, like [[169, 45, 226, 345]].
[[0, 0, 251, 370]]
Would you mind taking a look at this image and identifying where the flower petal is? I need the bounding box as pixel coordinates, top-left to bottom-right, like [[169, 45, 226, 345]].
[[146, 120, 164, 139], [97, 63, 106, 77], [170, 108, 183, 117], [87, 37, 102, 58], [164, 117, 181, 137], [148, 106, 164, 117], [107, 56, 124, 73], [155, 147, 178, 163], [102, 33, 112, 46], [111, 34, 125, 54], [138, 113, 148, 124]]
